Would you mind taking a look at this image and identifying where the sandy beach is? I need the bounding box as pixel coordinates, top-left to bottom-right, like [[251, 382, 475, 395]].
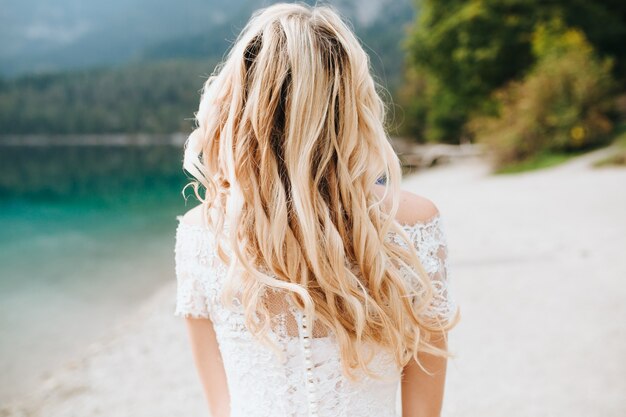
[[2, 148, 625, 417]]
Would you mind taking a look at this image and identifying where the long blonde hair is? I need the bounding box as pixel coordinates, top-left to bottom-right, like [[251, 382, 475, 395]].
[[183, 2, 459, 381]]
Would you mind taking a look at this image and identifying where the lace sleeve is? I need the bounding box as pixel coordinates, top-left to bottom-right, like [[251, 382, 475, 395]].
[[173, 216, 217, 319], [401, 214, 458, 326]]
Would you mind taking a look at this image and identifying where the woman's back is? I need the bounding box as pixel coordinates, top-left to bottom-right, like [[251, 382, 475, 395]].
[[172, 3, 460, 416], [174, 188, 458, 417]]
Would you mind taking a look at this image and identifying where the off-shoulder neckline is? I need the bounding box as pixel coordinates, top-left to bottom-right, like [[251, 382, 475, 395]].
[[175, 212, 441, 234]]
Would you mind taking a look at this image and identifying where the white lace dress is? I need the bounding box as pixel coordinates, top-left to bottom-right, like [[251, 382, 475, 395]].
[[173, 213, 458, 417]]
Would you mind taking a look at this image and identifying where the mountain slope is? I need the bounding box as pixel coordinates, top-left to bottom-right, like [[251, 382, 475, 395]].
[[0, 0, 415, 77]]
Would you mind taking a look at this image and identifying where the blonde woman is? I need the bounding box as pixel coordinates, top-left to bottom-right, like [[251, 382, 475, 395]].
[[174, 3, 460, 417]]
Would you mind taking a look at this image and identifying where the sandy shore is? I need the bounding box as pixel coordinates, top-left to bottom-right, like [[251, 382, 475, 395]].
[[2, 148, 625, 417]]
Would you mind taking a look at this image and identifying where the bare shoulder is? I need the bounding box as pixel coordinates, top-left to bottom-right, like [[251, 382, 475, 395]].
[[395, 189, 440, 225], [371, 183, 440, 225], [180, 204, 206, 227]]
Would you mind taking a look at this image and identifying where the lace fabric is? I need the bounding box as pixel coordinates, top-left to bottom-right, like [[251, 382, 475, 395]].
[[174, 213, 458, 417]]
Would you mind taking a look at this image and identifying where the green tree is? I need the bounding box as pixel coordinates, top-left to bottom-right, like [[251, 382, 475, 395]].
[[405, 0, 537, 142], [403, 0, 626, 142], [470, 19, 615, 168]]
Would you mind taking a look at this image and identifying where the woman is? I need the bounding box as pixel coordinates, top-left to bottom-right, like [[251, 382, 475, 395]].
[[174, 3, 461, 417]]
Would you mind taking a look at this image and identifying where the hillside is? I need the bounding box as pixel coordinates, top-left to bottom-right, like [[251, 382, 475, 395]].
[[0, 0, 415, 135], [0, 0, 414, 77]]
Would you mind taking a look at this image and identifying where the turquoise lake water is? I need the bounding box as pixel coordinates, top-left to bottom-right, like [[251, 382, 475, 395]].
[[0, 143, 193, 402]]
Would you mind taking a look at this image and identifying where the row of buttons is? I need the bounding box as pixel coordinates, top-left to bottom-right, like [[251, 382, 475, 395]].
[[301, 311, 318, 417]]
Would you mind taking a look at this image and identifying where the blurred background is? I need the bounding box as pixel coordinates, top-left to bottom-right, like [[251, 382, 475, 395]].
[[0, 0, 625, 416]]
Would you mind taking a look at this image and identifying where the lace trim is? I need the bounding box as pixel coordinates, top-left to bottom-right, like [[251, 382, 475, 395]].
[[174, 212, 455, 323]]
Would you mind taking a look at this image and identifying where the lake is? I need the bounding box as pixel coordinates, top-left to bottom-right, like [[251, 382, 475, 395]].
[[0, 139, 193, 403]]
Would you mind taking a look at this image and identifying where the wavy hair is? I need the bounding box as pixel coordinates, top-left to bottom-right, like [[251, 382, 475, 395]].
[[182, 2, 459, 381]]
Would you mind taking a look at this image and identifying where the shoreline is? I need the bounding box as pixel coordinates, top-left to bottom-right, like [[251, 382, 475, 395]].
[[3, 151, 625, 417], [1, 281, 198, 416], [0, 200, 183, 404], [0, 133, 188, 147]]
